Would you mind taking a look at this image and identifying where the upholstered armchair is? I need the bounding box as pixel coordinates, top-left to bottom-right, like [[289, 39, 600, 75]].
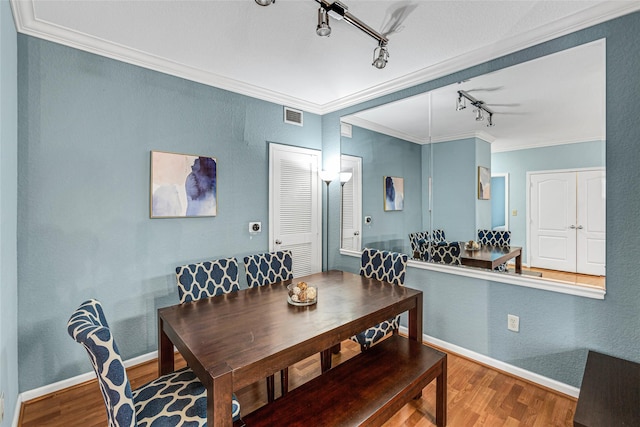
[[351, 248, 408, 351], [67, 299, 241, 426], [478, 229, 512, 271]]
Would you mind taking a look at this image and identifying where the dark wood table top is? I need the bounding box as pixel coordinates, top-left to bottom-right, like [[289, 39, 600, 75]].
[[460, 245, 522, 271], [158, 269, 423, 427], [574, 350, 640, 426]]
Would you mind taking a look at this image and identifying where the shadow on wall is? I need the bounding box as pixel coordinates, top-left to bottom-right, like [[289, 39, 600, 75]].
[[508, 348, 589, 388]]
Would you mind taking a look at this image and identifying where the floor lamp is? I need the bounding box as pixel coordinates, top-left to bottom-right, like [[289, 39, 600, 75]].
[[319, 170, 335, 271]]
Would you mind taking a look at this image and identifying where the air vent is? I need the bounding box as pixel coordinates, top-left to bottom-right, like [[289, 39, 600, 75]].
[[284, 107, 303, 126], [340, 122, 352, 138]]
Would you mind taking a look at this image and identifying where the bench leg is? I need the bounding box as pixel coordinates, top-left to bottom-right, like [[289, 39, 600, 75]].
[[436, 357, 447, 427], [266, 374, 275, 403], [281, 368, 289, 396], [320, 349, 332, 373]]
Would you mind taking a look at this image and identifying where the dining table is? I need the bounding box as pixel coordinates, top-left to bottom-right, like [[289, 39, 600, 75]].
[[460, 244, 522, 273], [157, 269, 424, 427]]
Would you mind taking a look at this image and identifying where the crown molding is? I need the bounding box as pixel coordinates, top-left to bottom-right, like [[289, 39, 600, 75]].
[[10, 1, 640, 115], [341, 116, 429, 144]]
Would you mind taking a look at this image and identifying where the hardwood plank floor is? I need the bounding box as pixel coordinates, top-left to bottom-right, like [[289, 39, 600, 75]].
[[19, 339, 576, 426]]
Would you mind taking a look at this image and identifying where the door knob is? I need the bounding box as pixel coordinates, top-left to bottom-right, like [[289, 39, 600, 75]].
[[569, 225, 576, 229], [275, 239, 282, 245], [576, 225, 584, 230], [354, 231, 360, 236]]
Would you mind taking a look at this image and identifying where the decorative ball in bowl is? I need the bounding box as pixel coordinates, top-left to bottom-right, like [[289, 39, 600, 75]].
[[465, 240, 480, 250], [287, 282, 317, 306]]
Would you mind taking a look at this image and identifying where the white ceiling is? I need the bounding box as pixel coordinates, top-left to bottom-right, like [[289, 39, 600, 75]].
[[11, 0, 640, 117]]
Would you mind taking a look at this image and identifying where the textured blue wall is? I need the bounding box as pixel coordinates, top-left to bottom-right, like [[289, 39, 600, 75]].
[[341, 125, 422, 254], [492, 140, 605, 260], [333, 12, 640, 388], [17, 35, 322, 391], [0, 0, 18, 424]]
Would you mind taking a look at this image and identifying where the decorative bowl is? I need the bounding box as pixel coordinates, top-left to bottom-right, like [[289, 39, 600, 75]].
[[287, 282, 317, 306], [465, 240, 481, 251]]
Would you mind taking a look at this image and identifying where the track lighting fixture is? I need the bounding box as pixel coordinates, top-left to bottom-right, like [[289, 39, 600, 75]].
[[372, 42, 389, 69], [316, 7, 331, 37], [457, 90, 495, 127], [257, 0, 389, 69]]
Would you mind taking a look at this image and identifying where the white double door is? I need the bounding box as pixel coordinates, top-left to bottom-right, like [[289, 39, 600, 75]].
[[529, 169, 605, 275]]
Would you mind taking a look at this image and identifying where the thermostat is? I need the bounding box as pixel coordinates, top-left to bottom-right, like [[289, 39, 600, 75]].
[[249, 222, 262, 233]]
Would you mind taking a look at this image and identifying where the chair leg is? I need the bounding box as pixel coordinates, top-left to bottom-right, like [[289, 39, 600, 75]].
[[280, 368, 289, 396], [266, 374, 275, 403], [320, 349, 332, 373]]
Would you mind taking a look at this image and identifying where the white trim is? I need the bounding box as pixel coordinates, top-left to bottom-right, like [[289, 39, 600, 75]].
[[491, 172, 510, 231], [18, 351, 158, 403], [341, 250, 605, 299], [398, 326, 581, 399], [10, 1, 640, 115], [11, 395, 22, 427]]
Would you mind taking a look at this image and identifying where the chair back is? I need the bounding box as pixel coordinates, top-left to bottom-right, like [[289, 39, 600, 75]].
[[431, 229, 447, 243], [408, 231, 430, 260], [360, 248, 408, 286], [244, 250, 293, 288], [430, 242, 461, 265], [67, 299, 135, 427], [478, 229, 511, 246], [176, 257, 240, 303]]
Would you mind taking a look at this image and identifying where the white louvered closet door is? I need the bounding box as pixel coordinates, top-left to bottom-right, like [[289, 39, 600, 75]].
[[269, 143, 321, 277], [341, 155, 362, 251]]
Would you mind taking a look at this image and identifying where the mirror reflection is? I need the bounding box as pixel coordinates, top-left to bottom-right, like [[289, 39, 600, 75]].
[[339, 39, 606, 289]]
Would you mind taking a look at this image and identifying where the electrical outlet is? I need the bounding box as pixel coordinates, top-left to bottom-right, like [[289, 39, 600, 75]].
[[249, 222, 262, 234], [507, 314, 519, 332]]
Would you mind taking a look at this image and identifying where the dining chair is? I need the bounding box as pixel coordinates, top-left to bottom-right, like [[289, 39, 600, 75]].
[[67, 299, 241, 426], [478, 229, 512, 271], [431, 229, 447, 244], [243, 250, 293, 401], [408, 231, 430, 261], [176, 257, 240, 303], [430, 242, 461, 265], [351, 248, 408, 352]]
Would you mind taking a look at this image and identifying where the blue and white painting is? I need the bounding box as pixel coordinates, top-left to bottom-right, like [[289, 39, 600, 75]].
[[384, 176, 404, 211], [151, 151, 217, 218]]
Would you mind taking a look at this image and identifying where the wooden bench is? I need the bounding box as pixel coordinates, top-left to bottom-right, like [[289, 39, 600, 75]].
[[239, 335, 447, 426]]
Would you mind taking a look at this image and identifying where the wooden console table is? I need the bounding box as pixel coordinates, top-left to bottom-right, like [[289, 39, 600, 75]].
[[574, 350, 640, 426]]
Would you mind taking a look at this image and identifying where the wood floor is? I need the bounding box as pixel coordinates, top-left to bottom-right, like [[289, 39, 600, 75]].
[[508, 265, 605, 289], [19, 339, 577, 426]]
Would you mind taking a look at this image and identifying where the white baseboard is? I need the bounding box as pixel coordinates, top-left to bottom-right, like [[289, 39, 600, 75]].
[[12, 394, 22, 427], [399, 326, 580, 398]]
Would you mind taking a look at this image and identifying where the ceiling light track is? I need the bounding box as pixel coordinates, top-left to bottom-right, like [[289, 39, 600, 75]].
[[457, 90, 495, 127], [256, 0, 390, 69]]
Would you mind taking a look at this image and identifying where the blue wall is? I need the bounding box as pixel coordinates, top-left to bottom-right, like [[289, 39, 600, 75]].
[[333, 12, 640, 388], [0, 0, 18, 424], [492, 140, 605, 260], [341, 125, 422, 254], [17, 35, 322, 391]]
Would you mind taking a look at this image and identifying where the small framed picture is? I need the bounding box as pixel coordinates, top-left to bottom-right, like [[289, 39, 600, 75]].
[[384, 176, 404, 211], [150, 151, 217, 218], [478, 166, 491, 200]]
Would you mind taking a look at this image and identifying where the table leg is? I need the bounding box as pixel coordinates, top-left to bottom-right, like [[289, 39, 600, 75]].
[[158, 316, 174, 375], [408, 293, 423, 342], [515, 252, 522, 274], [436, 355, 448, 427], [209, 369, 233, 427]]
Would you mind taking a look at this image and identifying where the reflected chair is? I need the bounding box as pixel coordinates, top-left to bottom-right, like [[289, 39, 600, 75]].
[[431, 229, 447, 244], [430, 242, 461, 265], [351, 248, 408, 352], [408, 231, 430, 261], [478, 229, 512, 272], [67, 299, 241, 426], [243, 250, 292, 401]]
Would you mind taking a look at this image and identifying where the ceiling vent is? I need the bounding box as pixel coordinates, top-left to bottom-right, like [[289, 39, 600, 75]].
[[284, 107, 303, 126]]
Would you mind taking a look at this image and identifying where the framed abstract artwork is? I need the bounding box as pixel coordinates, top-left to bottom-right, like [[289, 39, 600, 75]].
[[150, 151, 217, 218], [478, 166, 491, 200], [384, 176, 404, 211]]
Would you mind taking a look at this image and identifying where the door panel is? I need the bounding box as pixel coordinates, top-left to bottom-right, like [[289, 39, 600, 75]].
[[577, 170, 606, 275], [340, 155, 362, 251]]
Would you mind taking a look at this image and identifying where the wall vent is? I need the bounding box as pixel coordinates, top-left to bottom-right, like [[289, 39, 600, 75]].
[[284, 107, 303, 126], [340, 122, 352, 138]]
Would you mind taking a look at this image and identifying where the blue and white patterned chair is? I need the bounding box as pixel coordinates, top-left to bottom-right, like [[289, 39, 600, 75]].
[[244, 250, 293, 288], [430, 242, 461, 265], [431, 229, 447, 244], [176, 257, 240, 303], [408, 231, 430, 261], [478, 229, 512, 272], [67, 299, 241, 426], [244, 250, 293, 401], [351, 248, 408, 351]]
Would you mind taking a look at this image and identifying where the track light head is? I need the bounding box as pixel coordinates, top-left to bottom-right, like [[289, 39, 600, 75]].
[[316, 8, 331, 37], [475, 108, 484, 121], [487, 114, 494, 127], [372, 42, 389, 69], [254, 0, 274, 5], [456, 92, 466, 111]]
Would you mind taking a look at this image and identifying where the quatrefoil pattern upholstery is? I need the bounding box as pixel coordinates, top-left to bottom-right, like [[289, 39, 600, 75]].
[[244, 250, 293, 288], [176, 257, 240, 303], [352, 248, 408, 350], [431, 229, 447, 244], [478, 229, 512, 272], [430, 242, 461, 265], [408, 231, 430, 260], [67, 299, 241, 426]]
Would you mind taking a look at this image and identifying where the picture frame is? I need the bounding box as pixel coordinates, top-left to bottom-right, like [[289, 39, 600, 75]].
[[478, 166, 491, 200], [384, 176, 404, 211], [150, 150, 217, 218]]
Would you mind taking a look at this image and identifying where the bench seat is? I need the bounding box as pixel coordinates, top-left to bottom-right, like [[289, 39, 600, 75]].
[[240, 335, 447, 426]]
